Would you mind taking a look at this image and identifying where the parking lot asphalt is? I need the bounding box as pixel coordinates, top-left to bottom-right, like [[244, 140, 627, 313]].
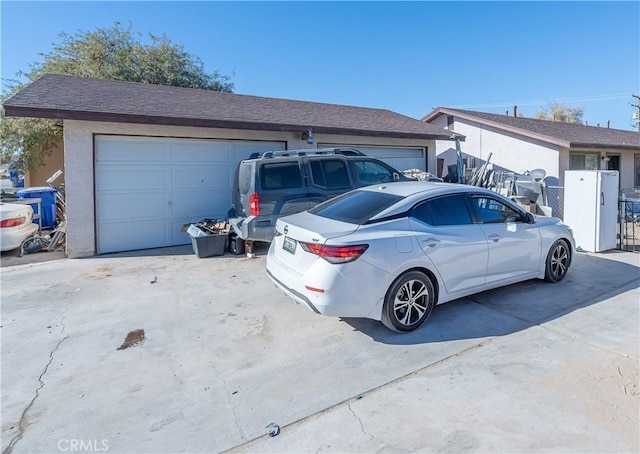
[[1, 245, 638, 453]]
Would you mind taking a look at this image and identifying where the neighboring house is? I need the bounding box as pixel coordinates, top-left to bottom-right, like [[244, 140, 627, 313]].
[[24, 139, 65, 188], [3, 74, 455, 258], [423, 107, 640, 191]]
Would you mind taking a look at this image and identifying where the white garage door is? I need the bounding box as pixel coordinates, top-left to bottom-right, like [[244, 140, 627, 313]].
[[95, 136, 284, 254], [319, 144, 426, 171]]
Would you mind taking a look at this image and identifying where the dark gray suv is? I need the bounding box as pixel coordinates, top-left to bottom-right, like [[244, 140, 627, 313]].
[[228, 148, 409, 245]]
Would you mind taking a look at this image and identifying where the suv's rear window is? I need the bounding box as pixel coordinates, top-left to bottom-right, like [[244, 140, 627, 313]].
[[238, 163, 253, 194], [261, 163, 302, 190], [309, 190, 403, 224]]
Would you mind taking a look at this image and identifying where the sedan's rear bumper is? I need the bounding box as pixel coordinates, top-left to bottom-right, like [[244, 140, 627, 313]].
[[265, 242, 389, 320], [0, 223, 38, 251], [266, 268, 321, 314]]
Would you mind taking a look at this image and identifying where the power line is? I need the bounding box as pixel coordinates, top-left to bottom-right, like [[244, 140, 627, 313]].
[[449, 93, 630, 109]]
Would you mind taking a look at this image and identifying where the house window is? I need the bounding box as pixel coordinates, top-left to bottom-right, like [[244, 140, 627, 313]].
[[635, 154, 640, 188], [447, 115, 454, 130], [569, 152, 600, 170]]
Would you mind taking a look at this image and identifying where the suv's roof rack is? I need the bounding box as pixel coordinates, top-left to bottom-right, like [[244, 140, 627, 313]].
[[247, 148, 365, 160]]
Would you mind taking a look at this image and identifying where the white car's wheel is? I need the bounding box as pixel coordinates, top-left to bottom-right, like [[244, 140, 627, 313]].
[[381, 271, 435, 333], [544, 239, 571, 282]]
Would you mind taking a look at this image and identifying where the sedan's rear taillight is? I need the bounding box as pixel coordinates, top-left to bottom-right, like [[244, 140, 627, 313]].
[[0, 216, 26, 228], [249, 192, 260, 216], [300, 243, 369, 264]]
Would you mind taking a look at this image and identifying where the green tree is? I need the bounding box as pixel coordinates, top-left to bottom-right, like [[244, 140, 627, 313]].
[[1, 22, 234, 169], [535, 101, 584, 124]]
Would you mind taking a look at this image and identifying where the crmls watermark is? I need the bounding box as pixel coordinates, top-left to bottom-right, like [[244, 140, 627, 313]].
[[58, 439, 109, 452]]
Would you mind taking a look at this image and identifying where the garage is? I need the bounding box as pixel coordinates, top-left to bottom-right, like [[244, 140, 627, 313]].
[[4, 74, 455, 257], [319, 144, 426, 171], [95, 136, 284, 253]]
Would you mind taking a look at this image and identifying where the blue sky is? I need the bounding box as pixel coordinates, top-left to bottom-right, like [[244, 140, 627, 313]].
[[1, 1, 639, 130]]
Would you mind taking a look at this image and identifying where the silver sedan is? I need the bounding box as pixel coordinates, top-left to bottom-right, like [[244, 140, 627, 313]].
[[266, 182, 575, 333]]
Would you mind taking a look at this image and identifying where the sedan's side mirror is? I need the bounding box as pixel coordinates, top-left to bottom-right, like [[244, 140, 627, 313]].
[[525, 212, 536, 224], [392, 172, 400, 182]]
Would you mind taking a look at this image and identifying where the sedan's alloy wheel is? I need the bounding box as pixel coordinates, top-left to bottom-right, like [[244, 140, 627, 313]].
[[382, 271, 435, 332], [394, 280, 429, 325], [545, 239, 570, 282]]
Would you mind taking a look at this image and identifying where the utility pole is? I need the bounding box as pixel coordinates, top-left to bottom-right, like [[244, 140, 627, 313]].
[[632, 94, 640, 132]]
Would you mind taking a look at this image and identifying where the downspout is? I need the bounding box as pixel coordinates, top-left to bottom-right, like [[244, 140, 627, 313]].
[[451, 134, 463, 184]]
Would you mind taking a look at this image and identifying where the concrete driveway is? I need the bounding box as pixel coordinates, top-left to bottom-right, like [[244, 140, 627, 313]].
[[1, 245, 638, 453]]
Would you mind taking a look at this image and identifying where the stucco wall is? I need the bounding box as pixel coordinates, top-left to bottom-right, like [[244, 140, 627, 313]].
[[431, 114, 638, 190], [431, 115, 560, 180], [63, 120, 437, 257], [603, 150, 635, 189]]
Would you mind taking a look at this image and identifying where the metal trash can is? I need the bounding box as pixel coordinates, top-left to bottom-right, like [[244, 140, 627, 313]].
[[16, 187, 57, 229]]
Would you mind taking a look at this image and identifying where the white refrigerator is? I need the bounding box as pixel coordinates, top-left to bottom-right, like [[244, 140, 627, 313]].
[[563, 170, 619, 252]]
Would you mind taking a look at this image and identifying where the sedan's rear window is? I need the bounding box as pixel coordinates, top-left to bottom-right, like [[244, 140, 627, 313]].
[[309, 190, 402, 224]]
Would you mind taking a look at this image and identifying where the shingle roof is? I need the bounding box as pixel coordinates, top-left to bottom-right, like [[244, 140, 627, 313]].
[[3, 74, 455, 140], [422, 107, 640, 150]]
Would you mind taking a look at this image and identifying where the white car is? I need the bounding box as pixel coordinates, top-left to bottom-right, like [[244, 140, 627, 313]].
[[0, 202, 39, 252], [266, 182, 575, 333]]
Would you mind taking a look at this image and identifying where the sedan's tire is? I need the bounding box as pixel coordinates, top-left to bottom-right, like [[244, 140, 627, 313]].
[[544, 239, 571, 283], [381, 271, 435, 333]]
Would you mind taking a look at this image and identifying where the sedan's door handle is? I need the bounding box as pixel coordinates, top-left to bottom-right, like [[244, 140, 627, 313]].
[[422, 238, 440, 248], [488, 233, 501, 242]]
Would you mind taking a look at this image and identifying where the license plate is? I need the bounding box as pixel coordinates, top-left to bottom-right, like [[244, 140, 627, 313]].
[[283, 236, 297, 254]]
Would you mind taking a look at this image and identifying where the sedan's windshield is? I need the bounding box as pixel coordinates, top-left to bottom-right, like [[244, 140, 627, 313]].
[[309, 190, 403, 224]]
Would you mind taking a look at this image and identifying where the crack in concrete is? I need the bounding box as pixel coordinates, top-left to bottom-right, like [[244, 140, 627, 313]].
[[348, 403, 412, 454], [347, 403, 374, 441], [229, 340, 494, 452], [208, 360, 244, 442], [3, 317, 69, 454]]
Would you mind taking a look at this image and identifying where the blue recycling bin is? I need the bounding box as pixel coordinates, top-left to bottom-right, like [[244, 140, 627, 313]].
[[9, 170, 24, 187], [16, 187, 58, 229]]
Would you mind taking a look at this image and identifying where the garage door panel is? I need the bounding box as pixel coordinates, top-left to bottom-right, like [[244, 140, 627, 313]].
[[97, 138, 170, 162], [172, 166, 230, 190], [171, 141, 231, 162], [172, 191, 231, 219], [233, 142, 284, 161], [98, 192, 171, 222], [99, 220, 173, 254], [171, 220, 195, 245], [98, 167, 169, 191], [319, 143, 425, 171], [96, 137, 285, 253], [363, 148, 423, 159], [171, 191, 223, 216]]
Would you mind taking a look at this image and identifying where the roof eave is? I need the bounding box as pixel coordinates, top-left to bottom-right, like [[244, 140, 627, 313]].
[[424, 107, 570, 148], [421, 108, 443, 122], [3, 105, 456, 141], [570, 142, 640, 151]]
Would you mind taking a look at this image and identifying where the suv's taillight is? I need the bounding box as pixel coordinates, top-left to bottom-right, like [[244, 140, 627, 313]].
[[299, 243, 369, 264], [249, 192, 260, 216]]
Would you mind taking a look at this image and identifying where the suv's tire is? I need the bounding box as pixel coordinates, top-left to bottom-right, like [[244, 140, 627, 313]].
[[229, 234, 245, 255], [381, 271, 435, 333]]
